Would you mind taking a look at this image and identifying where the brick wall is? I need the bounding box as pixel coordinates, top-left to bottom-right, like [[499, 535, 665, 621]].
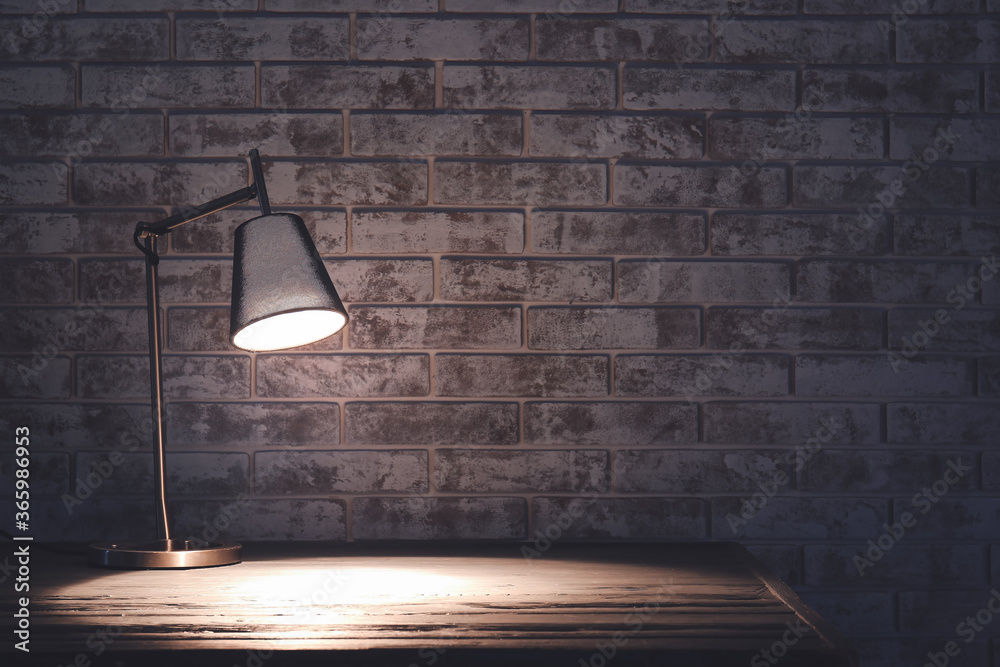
[[1, 0, 999, 664]]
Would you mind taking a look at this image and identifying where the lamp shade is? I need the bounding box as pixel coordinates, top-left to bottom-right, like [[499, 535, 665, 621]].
[[230, 213, 348, 352]]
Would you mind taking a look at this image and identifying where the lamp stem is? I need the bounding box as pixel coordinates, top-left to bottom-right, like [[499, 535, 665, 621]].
[[249, 148, 271, 216], [144, 233, 171, 542]]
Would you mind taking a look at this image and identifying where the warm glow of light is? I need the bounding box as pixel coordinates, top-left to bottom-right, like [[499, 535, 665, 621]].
[[233, 309, 346, 351], [231, 566, 464, 604]]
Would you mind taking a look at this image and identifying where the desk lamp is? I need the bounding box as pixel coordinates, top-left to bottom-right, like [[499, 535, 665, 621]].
[[89, 149, 348, 569]]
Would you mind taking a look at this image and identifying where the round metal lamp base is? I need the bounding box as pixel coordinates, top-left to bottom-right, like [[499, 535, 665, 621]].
[[89, 539, 242, 569]]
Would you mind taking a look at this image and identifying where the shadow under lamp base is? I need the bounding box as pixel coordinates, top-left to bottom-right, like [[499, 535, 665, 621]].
[[89, 539, 242, 569]]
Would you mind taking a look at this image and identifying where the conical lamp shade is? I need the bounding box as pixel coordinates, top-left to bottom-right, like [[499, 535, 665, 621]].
[[230, 213, 348, 352]]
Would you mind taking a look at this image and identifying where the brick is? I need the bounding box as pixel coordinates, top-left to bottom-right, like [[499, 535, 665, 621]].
[[0, 162, 65, 205], [87, 0, 257, 8], [176, 17, 349, 61], [524, 401, 697, 445], [803, 0, 976, 12], [614, 164, 786, 208], [792, 165, 969, 209], [449, 0, 614, 10], [0, 65, 74, 108], [0, 402, 151, 449], [172, 207, 347, 255], [892, 118, 998, 161], [989, 71, 1000, 112], [717, 20, 888, 64], [803, 592, 893, 636], [533, 497, 707, 539], [352, 112, 521, 157], [167, 402, 340, 448], [894, 215, 1000, 256], [978, 167, 1000, 209], [615, 354, 789, 398], [83, 65, 255, 109], [0, 210, 162, 254], [531, 210, 705, 255], [615, 449, 793, 493], [0, 355, 70, 399], [0, 113, 163, 157], [618, 260, 791, 304], [172, 499, 346, 542], [703, 401, 879, 445], [170, 113, 343, 158], [746, 545, 800, 586], [624, 0, 796, 12], [712, 213, 889, 256], [804, 544, 985, 587], [443, 65, 616, 110], [75, 451, 249, 495], [900, 590, 1000, 634], [79, 258, 231, 304], [0, 0, 75, 12], [623, 68, 796, 111], [266, 0, 436, 9], [797, 259, 978, 304], [799, 450, 977, 492], [166, 305, 342, 352], [352, 209, 523, 254], [264, 161, 426, 206], [982, 357, 1000, 397], [353, 497, 525, 540], [712, 497, 886, 539], [802, 68, 978, 113], [255, 450, 428, 494], [530, 114, 704, 159], [436, 161, 605, 206], [323, 259, 433, 303], [73, 161, 246, 207], [262, 65, 434, 109], [440, 258, 612, 302], [0, 451, 68, 496], [898, 19, 1000, 63], [77, 354, 251, 400], [536, 17, 709, 62], [17, 497, 151, 542], [0, 307, 148, 353], [436, 354, 609, 397], [707, 307, 882, 351], [0, 17, 167, 61], [708, 116, 883, 160], [357, 17, 527, 61], [896, 498, 1000, 540], [257, 354, 429, 398], [435, 449, 608, 493], [987, 451, 1000, 489], [0, 259, 73, 303], [528, 306, 701, 350], [889, 402, 1000, 444], [888, 309, 1000, 353], [796, 354, 975, 398], [349, 306, 521, 349], [345, 401, 518, 445]]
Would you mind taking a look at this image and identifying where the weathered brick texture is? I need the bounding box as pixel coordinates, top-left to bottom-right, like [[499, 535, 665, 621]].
[[3, 6, 998, 664]]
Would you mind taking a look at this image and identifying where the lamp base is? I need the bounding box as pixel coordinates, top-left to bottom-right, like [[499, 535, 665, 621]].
[[89, 539, 242, 569]]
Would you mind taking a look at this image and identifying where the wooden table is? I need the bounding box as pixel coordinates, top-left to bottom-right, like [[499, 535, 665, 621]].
[[3, 541, 856, 666]]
